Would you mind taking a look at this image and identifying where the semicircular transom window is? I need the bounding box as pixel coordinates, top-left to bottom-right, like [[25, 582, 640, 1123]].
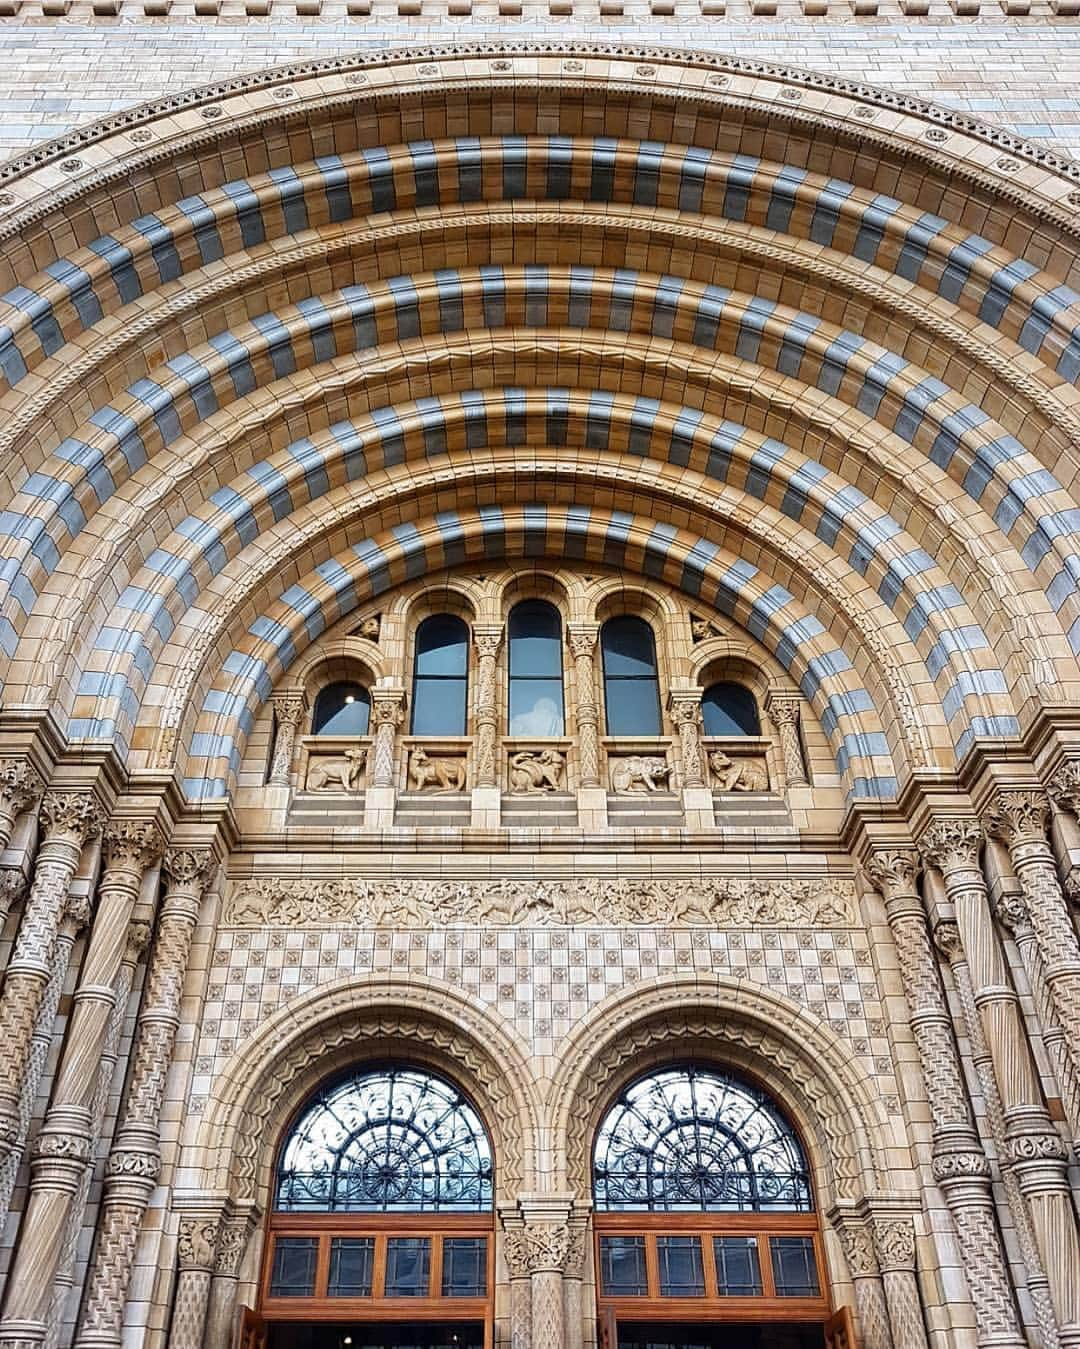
[[701, 682, 761, 737], [276, 1066, 494, 1213], [594, 1066, 812, 1213]]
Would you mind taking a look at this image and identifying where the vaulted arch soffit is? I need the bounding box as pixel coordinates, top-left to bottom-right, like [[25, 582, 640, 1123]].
[[2, 43, 1080, 806]]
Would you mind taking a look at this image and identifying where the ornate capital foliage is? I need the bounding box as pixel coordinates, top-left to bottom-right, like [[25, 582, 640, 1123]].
[[102, 818, 165, 874], [918, 817, 983, 875], [0, 760, 44, 820], [162, 848, 216, 892], [864, 847, 921, 898], [567, 625, 599, 660], [836, 1222, 878, 1277], [177, 1217, 221, 1271], [38, 791, 105, 847], [873, 1218, 917, 1272], [981, 789, 1052, 848], [473, 626, 504, 660], [503, 1223, 573, 1275], [1047, 761, 1080, 818], [764, 693, 801, 728], [269, 691, 306, 725]]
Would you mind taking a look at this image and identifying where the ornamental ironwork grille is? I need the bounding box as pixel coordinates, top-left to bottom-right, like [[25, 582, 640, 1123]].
[[275, 1067, 494, 1212], [593, 1066, 812, 1212]]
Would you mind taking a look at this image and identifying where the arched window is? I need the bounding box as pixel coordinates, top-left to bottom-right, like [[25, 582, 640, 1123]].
[[263, 1067, 494, 1334], [311, 681, 371, 736], [701, 682, 761, 737], [592, 1066, 827, 1330], [601, 617, 662, 736], [508, 600, 565, 735], [412, 614, 469, 736]]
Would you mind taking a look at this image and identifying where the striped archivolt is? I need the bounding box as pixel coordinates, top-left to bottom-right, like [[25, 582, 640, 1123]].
[[1, 46, 1079, 802]]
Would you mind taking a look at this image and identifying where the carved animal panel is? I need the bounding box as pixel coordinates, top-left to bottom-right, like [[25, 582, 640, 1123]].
[[306, 748, 367, 792], [409, 748, 468, 793], [708, 750, 769, 792], [610, 755, 671, 794], [509, 749, 566, 793]]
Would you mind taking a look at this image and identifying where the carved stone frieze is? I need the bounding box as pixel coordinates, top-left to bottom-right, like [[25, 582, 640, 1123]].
[[223, 874, 857, 927]]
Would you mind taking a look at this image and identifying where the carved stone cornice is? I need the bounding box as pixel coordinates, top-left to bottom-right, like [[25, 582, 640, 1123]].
[[982, 789, 1052, 849], [0, 760, 44, 819], [177, 1216, 221, 1272], [864, 847, 921, 899], [223, 874, 857, 928], [162, 848, 216, 892], [1047, 761, 1080, 819], [918, 817, 983, 875], [101, 819, 165, 875], [38, 791, 105, 847]]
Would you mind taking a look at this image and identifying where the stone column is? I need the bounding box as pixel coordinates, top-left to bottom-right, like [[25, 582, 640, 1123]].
[[561, 1226, 587, 1349], [0, 868, 27, 929], [567, 625, 601, 789], [267, 692, 305, 787], [765, 692, 808, 785], [518, 1223, 569, 1349], [1047, 762, 1080, 903], [169, 1214, 221, 1349], [502, 1224, 533, 1349], [0, 759, 44, 855], [668, 690, 704, 787], [0, 892, 90, 1218], [834, 1218, 894, 1349], [919, 818, 1080, 1347], [983, 788, 1080, 1140], [203, 1210, 256, 1349], [76, 847, 217, 1349], [369, 686, 406, 788], [873, 1218, 930, 1349], [0, 790, 103, 1190], [863, 847, 1026, 1348], [0, 817, 164, 1349], [473, 625, 504, 789]]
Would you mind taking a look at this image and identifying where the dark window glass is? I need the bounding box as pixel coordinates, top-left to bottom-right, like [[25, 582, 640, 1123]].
[[770, 1237, 820, 1296], [412, 615, 469, 736], [593, 1066, 812, 1213], [599, 1236, 648, 1296], [269, 1237, 318, 1297], [656, 1236, 705, 1296], [701, 682, 760, 737], [328, 1237, 375, 1296], [312, 681, 371, 736], [508, 600, 565, 736], [384, 1237, 431, 1297], [601, 617, 662, 737], [441, 1237, 488, 1296], [713, 1237, 763, 1295]]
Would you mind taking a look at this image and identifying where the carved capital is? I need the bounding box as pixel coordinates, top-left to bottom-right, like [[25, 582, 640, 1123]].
[[667, 692, 702, 727], [214, 1216, 252, 1277], [473, 625, 504, 661], [106, 1148, 161, 1183], [864, 847, 921, 898], [982, 789, 1051, 849], [163, 847, 216, 892], [177, 1216, 221, 1271], [102, 818, 165, 874], [1047, 760, 1080, 818], [371, 690, 407, 728], [873, 1218, 917, 1272], [0, 760, 44, 819], [765, 692, 801, 729], [38, 791, 105, 847], [270, 691, 306, 727], [567, 624, 599, 660], [836, 1223, 878, 1277], [503, 1222, 572, 1274], [918, 817, 983, 875]]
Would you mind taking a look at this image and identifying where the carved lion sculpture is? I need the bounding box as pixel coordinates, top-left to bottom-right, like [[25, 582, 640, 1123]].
[[409, 748, 467, 793], [509, 749, 565, 793], [709, 750, 768, 792], [610, 755, 671, 794], [306, 747, 367, 792]]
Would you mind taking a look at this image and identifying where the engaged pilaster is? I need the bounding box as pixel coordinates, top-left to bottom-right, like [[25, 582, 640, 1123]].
[[473, 625, 504, 789], [765, 692, 808, 786], [834, 1218, 894, 1349], [267, 692, 306, 787]]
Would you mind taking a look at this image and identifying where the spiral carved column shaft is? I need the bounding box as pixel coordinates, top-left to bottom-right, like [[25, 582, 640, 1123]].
[[920, 819, 1080, 1346], [0, 819, 163, 1349], [864, 847, 1026, 1349], [75, 848, 216, 1349], [473, 626, 504, 788], [0, 792, 103, 1198], [568, 626, 600, 788]]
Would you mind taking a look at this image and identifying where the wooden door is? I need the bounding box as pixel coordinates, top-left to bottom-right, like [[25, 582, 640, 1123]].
[[234, 1306, 267, 1349], [825, 1306, 858, 1349]]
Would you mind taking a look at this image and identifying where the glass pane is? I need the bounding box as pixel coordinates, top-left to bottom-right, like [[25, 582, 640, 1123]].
[[712, 1237, 762, 1295], [384, 1237, 431, 1297], [411, 677, 468, 737], [656, 1236, 705, 1296], [603, 678, 662, 737], [415, 615, 469, 676], [701, 682, 760, 737], [599, 1236, 648, 1295], [601, 617, 658, 677], [269, 1237, 318, 1297], [770, 1237, 820, 1296], [313, 683, 371, 736], [328, 1237, 375, 1296], [509, 601, 562, 676], [509, 679, 565, 736], [441, 1237, 488, 1296]]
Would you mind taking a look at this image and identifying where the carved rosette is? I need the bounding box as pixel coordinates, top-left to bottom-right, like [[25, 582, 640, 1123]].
[[765, 692, 808, 785], [0, 760, 44, 832], [918, 817, 983, 878], [567, 625, 600, 787], [268, 691, 306, 787]]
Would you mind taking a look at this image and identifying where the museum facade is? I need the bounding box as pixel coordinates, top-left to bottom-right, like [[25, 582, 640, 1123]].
[[0, 37, 1079, 1349]]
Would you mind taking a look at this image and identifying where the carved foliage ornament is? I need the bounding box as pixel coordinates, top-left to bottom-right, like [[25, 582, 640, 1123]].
[[981, 789, 1051, 847], [102, 818, 165, 874], [864, 848, 920, 897], [38, 791, 105, 846], [0, 760, 44, 818], [223, 875, 857, 927], [873, 1218, 917, 1271], [503, 1223, 572, 1276], [163, 848, 216, 891], [177, 1217, 221, 1271], [918, 818, 983, 875]]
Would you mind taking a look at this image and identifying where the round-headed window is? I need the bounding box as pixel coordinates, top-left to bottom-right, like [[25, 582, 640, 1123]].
[[311, 681, 371, 736], [701, 682, 761, 738]]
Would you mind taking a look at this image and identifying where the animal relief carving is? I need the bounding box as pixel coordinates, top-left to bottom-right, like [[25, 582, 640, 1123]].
[[306, 747, 367, 792], [610, 755, 671, 794], [709, 750, 769, 792], [509, 750, 566, 793], [409, 748, 467, 793]]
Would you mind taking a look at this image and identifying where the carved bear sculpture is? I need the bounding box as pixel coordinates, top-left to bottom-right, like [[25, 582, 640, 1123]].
[[610, 755, 671, 794], [708, 750, 768, 792]]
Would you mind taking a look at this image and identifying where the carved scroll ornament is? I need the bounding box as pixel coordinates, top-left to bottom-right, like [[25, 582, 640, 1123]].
[[223, 875, 856, 928]]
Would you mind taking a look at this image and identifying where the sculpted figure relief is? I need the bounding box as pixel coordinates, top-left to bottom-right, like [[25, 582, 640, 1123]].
[[709, 750, 769, 792], [306, 748, 367, 792], [690, 615, 724, 642], [610, 755, 671, 794], [409, 748, 467, 793], [509, 750, 566, 793]]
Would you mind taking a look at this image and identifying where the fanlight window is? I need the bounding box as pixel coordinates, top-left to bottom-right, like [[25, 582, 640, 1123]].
[[593, 1066, 812, 1213], [312, 682, 371, 736], [701, 682, 761, 737], [508, 600, 565, 735], [412, 615, 469, 736], [601, 616, 662, 737], [276, 1067, 493, 1213]]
